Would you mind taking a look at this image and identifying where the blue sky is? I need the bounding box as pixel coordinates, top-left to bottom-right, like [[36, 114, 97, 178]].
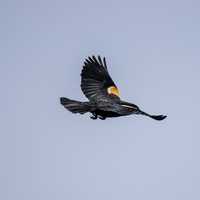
[[1, 0, 200, 199]]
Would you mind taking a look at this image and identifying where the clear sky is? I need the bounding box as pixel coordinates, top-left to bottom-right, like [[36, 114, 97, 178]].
[[1, 0, 200, 200]]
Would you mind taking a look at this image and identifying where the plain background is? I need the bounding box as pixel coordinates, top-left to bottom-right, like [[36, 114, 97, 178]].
[[1, 0, 200, 200]]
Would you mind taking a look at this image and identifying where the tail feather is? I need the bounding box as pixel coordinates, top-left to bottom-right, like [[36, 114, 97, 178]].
[[139, 110, 167, 121], [60, 97, 91, 114]]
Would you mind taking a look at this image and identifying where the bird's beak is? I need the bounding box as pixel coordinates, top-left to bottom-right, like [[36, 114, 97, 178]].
[[107, 86, 120, 97]]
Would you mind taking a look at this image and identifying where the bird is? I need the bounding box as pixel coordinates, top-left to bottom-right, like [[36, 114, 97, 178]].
[[60, 56, 167, 121]]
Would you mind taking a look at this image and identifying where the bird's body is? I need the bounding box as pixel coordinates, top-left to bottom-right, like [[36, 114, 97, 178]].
[[60, 56, 166, 121]]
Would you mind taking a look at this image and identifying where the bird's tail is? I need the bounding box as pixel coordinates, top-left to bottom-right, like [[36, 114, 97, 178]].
[[138, 110, 167, 121], [60, 97, 92, 114]]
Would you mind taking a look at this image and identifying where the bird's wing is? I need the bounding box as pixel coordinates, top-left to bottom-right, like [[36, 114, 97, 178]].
[[81, 56, 120, 101]]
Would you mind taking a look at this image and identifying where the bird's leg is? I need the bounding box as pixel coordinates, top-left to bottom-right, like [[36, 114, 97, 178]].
[[90, 113, 98, 120], [99, 116, 106, 120]]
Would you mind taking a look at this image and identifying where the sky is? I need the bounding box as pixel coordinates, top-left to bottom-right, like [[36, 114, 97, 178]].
[[1, 0, 200, 200]]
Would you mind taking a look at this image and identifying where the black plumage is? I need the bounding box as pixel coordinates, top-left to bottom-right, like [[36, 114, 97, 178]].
[[60, 56, 167, 121]]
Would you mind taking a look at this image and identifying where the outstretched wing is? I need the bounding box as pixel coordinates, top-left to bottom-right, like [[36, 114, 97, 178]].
[[81, 56, 120, 101]]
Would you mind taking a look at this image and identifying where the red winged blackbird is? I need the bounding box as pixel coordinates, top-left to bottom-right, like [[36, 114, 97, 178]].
[[60, 56, 167, 121]]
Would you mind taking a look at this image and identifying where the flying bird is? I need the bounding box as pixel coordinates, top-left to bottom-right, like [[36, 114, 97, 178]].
[[60, 56, 167, 120]]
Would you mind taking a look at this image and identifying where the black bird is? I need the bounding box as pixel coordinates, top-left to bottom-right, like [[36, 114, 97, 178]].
[[60, 56, 167, 121]]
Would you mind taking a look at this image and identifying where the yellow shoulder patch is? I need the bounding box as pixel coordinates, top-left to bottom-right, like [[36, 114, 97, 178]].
[[107, 86, 120, 97]]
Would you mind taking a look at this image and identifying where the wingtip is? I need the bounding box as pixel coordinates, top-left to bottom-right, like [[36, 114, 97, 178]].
[[60, 97, 66, 105], [60, 97, 72, 106], [83, 55, 108, 69]]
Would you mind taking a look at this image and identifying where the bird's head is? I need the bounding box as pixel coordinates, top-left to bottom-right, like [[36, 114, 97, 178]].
[[107, 86, 120, 97]]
